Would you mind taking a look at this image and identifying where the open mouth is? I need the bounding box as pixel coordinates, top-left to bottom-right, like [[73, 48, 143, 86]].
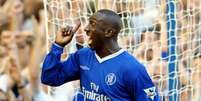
[[86, 32, 93, 46], [87, 37, 93, 45]]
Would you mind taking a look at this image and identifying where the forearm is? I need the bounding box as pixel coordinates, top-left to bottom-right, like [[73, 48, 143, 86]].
[[41, 43, 65, 86], [28, 38, 41, 92], [41, 43, 80, 86], [17, 85, 30, 101]]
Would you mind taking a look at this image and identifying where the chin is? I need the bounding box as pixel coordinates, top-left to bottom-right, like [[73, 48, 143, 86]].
[[88, 44, 96, 50], [88, 45, 94, 50], [90, 47, 95, 51]]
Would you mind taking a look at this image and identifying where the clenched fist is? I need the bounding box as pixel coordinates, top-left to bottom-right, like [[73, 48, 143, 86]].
[[55, 21, 81, 47]]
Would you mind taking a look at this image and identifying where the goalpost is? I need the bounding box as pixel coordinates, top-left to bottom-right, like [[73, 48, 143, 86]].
[[43, 0, 201, 101]]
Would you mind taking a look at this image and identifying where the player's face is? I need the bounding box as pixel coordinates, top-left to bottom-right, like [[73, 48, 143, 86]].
[[84, 13, 106, 50]]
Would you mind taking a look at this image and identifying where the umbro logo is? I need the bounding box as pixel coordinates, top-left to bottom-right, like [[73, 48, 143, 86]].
[[80, 65, 90, 70]]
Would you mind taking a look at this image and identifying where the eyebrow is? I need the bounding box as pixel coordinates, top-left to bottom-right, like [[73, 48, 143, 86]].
[[88, 18, 97, 25], [89, 16, 96, 21]]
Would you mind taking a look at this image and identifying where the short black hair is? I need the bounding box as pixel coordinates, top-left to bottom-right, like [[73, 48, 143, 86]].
[[97, 9, 122, 34]]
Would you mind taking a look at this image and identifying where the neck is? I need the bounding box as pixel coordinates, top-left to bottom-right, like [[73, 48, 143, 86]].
[[95, 40, 121, 58]]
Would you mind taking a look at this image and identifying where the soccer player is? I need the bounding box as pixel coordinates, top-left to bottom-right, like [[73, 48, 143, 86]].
[[41, 9, 159, 101]]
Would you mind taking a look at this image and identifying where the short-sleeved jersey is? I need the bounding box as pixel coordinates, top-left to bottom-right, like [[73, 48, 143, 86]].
[[41, 44, 160, 101]]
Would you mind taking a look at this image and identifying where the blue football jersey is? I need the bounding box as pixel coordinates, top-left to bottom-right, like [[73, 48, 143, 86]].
[[41, 43, 160, 101]]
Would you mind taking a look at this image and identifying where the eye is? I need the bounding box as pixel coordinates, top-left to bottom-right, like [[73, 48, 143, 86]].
[[91, 22, 95, 26], [90, 21, 96, 26]]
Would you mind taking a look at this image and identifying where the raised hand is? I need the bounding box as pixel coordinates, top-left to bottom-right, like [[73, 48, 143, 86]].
[[55, 21, 81, 47]]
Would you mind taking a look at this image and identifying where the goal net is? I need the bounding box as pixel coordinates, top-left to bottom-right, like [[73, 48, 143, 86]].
[[43, 0, 201, 101]]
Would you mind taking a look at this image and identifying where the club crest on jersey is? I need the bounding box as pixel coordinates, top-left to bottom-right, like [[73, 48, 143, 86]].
[[144, 86, 156, 100], [105, 73, 116, 85]]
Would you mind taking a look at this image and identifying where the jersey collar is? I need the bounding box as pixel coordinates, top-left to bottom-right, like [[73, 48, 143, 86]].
[[95, 49, 125, 63]]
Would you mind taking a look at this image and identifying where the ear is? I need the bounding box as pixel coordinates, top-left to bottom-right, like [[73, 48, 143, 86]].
[[104, 28, 114, 38]]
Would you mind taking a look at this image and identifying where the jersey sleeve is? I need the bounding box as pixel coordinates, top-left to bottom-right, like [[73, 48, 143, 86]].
[[125, 63, 160, 101], [41, 43, 80, 86]]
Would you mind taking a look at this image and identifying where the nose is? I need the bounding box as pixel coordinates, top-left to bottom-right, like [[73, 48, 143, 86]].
[[84, 25, 90, 36]]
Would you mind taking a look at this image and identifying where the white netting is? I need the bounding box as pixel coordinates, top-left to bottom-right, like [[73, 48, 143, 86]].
[[43, 0, 201, 101]]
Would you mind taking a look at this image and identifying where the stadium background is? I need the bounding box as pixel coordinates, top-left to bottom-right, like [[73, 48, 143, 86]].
[[0, 0, 201, 101]]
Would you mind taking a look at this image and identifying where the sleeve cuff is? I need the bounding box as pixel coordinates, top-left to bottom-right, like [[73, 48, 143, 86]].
[[53, 43, 64, 49], [50, 43, 64, 55]]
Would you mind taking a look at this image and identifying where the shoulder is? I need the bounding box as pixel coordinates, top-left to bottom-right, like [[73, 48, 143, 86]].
[[121, 52, 147, 78], [72, 47, 94, 61], [75, 47, 93, 55], [122, 52, 145, 70]]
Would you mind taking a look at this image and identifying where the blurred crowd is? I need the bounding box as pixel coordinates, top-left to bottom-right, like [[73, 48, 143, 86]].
[[0, 0, 50, 100], [0, 0, 201, 101]]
